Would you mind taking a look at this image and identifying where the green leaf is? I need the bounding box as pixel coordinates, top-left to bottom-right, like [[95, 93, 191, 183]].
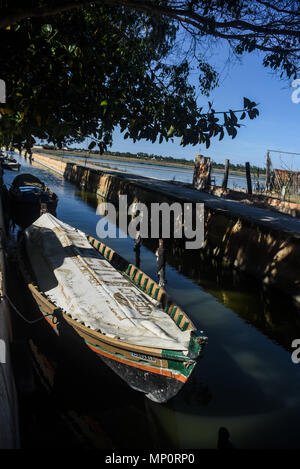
[[167, 125, 175, 137], [42, 24, 52, 35]]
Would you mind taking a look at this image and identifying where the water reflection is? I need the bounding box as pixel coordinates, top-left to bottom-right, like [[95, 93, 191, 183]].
[[133, 233, 141, 269], [166, 243, 300, 354]]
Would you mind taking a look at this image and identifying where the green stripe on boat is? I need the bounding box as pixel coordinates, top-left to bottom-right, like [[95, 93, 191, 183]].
[[176, 314, 183, 326], [147, 282, 154, 295], [168, 359, 194, 377], [85, 339, 187, 372], [142, 278, 148, 291], [137, 273, 142, 286], [161, 349, 186, 361], [131, 268, 137, 280]]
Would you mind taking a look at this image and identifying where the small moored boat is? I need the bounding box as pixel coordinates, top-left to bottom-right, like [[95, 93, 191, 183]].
[[18, 213, 207, 403], [1, 155, 20, 171], [8, 173, 58, 229]]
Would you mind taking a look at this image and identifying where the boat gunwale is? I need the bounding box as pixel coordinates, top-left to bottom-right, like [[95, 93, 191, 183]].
[[62, 313, 191, 361]]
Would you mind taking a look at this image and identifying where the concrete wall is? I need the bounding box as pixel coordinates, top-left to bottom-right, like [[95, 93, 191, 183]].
[[32, 152, 67, 175], [32, 152, 300, 305]]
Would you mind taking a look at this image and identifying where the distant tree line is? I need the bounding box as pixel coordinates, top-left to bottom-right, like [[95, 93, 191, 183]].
[[42, 144, 266, 173]]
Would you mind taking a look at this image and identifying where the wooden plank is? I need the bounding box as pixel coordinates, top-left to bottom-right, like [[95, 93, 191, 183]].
[[28, 284, 58, 315], [266, 151, 271, 192]]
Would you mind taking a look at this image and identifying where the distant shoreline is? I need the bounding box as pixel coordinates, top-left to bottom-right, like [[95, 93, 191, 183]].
[[37, 149, 265, 177]]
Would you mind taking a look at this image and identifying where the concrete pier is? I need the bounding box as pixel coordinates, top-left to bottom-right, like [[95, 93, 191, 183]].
[[31, 152, 300, 305]]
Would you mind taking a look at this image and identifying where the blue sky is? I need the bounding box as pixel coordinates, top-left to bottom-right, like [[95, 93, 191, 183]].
[[62, 39, 300, 170], [106, 50, 300, 170]]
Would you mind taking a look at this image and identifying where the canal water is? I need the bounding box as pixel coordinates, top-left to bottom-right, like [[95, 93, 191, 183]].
[[3, 153, 300, 449]]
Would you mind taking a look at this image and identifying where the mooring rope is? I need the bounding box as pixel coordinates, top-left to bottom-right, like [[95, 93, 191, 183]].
[[1, 294, 52, 324]]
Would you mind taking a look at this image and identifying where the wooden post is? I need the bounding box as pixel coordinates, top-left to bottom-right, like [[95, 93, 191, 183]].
[[193, 154, 200, 188], [207, 158, 212, 187], [245, 162, 252, 194], [156, 239, 166, 288], [222, 159, 230, 190], [266, 151, 271, 192]]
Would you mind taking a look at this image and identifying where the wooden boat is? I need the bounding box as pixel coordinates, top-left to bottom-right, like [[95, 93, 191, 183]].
[[18, 213, 207, 403], [8, 173, 58, 229], [1, 156, 20, 171]]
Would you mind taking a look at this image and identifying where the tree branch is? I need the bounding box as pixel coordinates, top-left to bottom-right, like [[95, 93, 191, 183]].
[[0, 1, 92, 29], [1, 1, 299, 60]]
